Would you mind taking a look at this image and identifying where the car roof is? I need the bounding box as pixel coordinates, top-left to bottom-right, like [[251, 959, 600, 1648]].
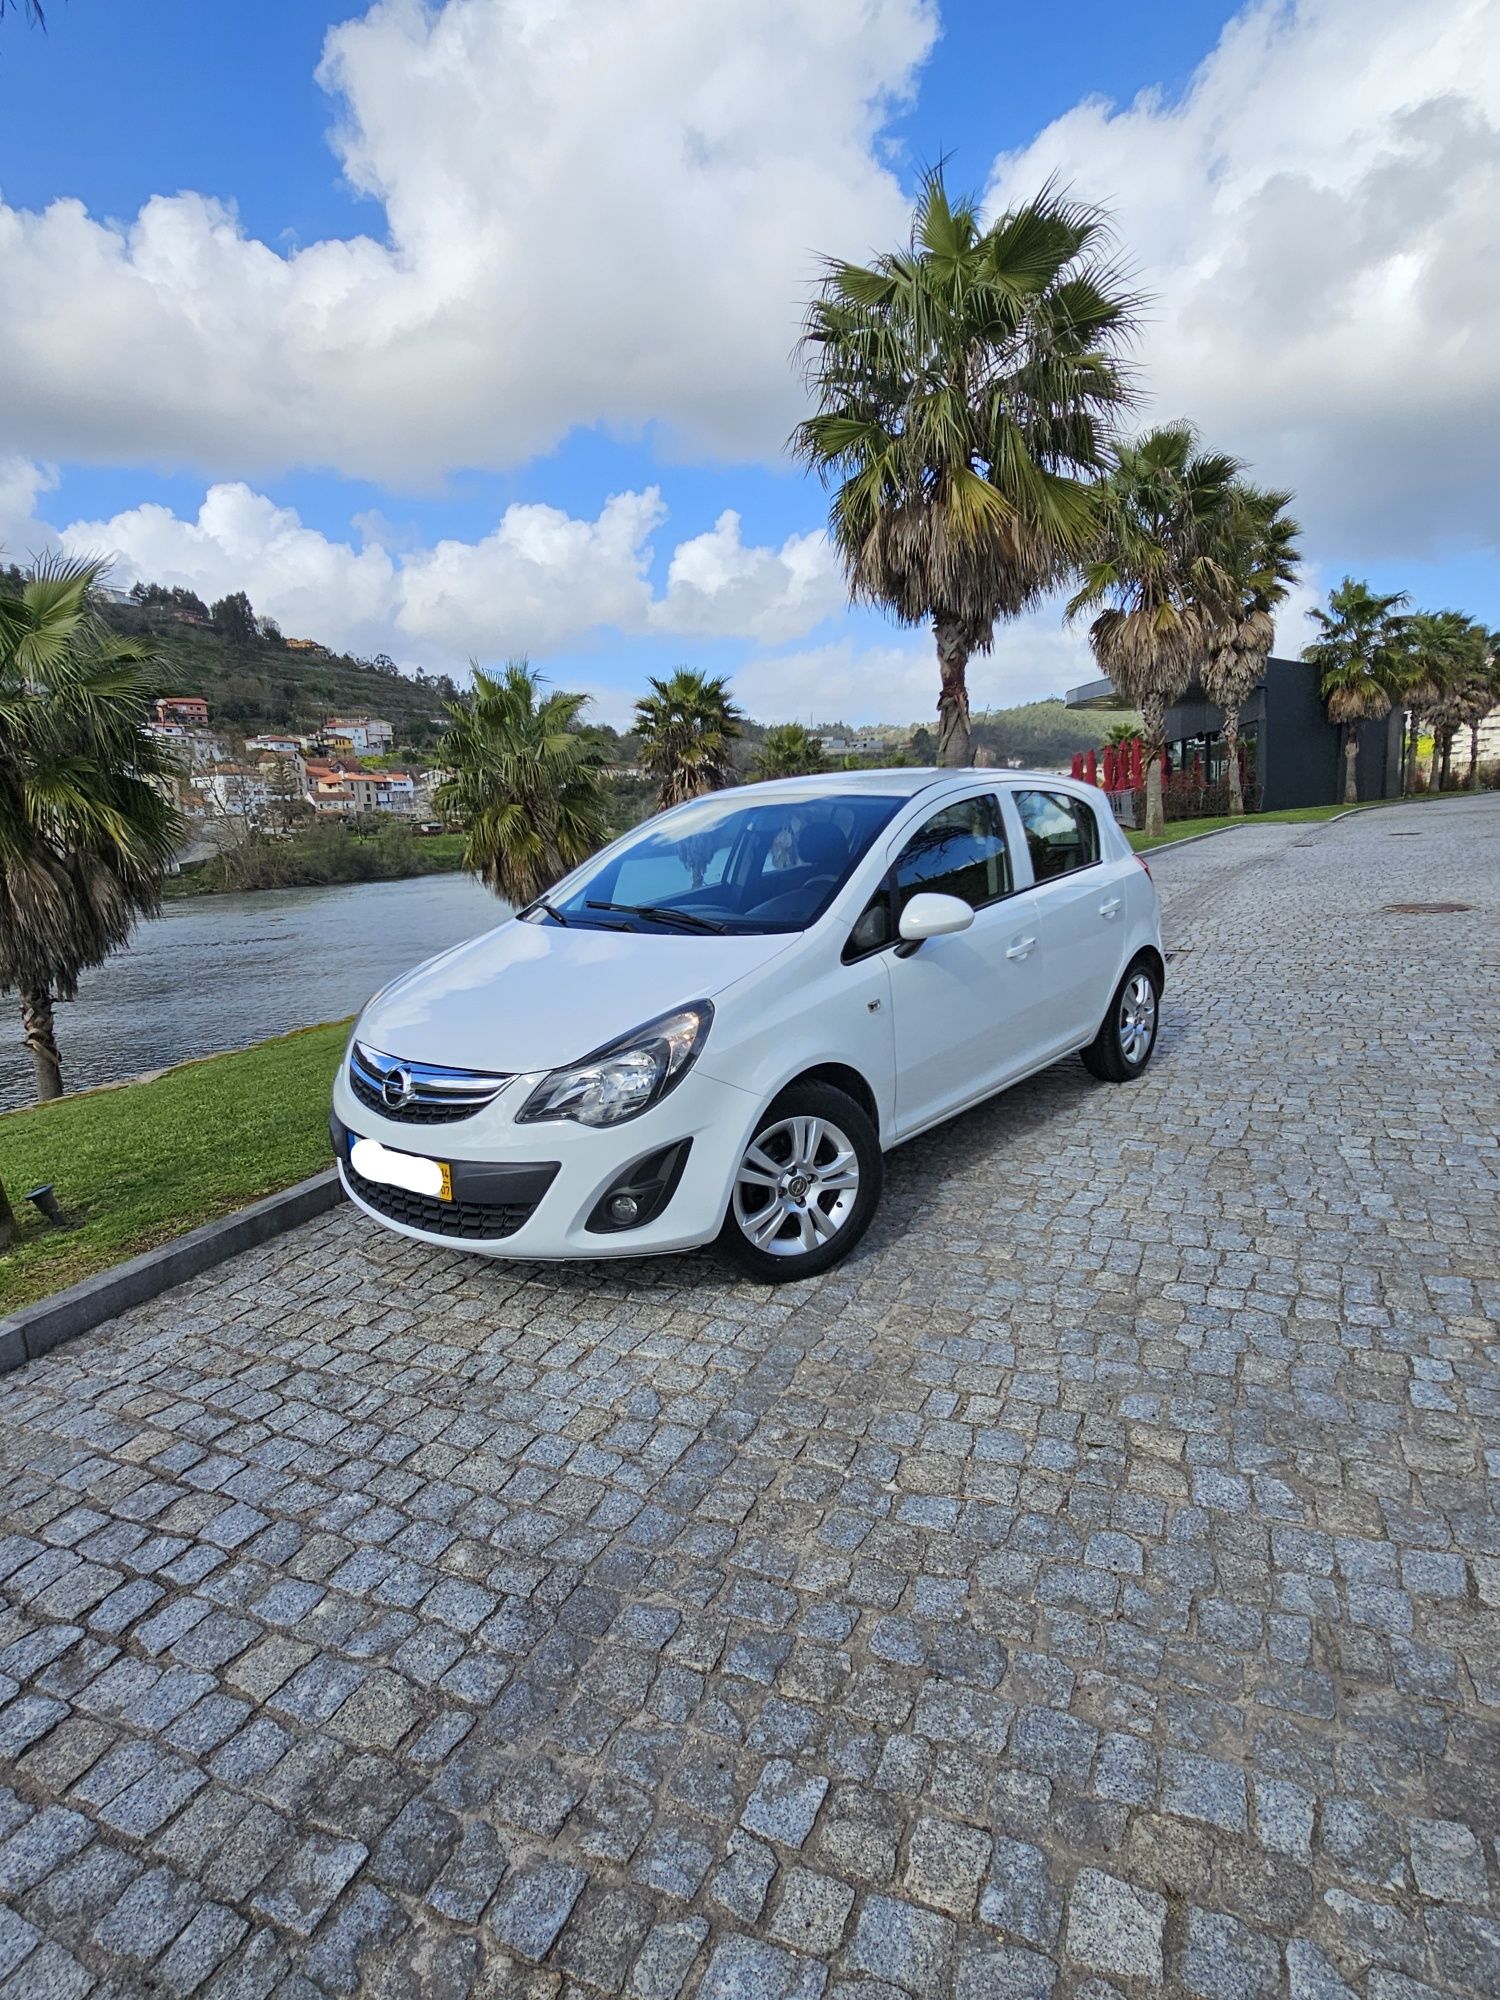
[[729, 767, 1089, 802]]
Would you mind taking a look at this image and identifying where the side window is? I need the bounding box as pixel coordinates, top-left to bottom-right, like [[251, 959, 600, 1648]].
[[895, 795, 1011, 911], [843, 794, 1011, 963], [1013, 789, 1101, 882]]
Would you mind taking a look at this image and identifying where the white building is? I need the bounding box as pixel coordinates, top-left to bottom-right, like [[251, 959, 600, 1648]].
[[346, 771, 416, 814], [323, 716, 395, 754], [192, 765, 271, 821]]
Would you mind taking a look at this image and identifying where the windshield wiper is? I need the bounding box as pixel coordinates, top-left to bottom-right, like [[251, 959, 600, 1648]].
[[521, 898, 569, 926], [586, 900, 727, 934]]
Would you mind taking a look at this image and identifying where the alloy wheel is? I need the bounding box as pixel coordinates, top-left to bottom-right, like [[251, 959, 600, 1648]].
[[1119, 971, 1157, 1065], [732, 1113, 861, 1258]]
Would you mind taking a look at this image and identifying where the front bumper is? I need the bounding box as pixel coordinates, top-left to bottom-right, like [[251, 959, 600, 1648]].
[[330, 1059, 755, 1260]]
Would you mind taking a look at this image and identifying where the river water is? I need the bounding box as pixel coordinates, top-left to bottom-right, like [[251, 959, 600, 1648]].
[[0, 873, 507, 1114]]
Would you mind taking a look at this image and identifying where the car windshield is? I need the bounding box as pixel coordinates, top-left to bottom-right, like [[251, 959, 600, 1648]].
[[540, 791, 906, 936]]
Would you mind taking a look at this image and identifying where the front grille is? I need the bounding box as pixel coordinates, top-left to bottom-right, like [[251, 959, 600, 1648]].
[[345, 1160, 536, 1241], [349, 1043, 509, 1126]]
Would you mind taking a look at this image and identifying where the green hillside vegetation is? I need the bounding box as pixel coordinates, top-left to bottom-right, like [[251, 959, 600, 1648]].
[[100, 591, 458, 747], [969, 697, 1139, 767]]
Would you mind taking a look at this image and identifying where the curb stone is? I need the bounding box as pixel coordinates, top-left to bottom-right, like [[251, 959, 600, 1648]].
[[0, 1167, 343, 1374]]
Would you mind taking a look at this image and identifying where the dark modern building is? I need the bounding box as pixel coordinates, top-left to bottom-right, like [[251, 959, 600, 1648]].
[[1066, 655, 1403, 811]]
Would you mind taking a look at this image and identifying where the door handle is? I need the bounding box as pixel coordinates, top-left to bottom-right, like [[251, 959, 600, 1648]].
[[1099, 898, 1122, 918], [1005, 937, 1036, 960]]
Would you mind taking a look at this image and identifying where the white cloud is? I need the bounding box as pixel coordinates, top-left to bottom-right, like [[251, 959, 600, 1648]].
[[654, 511, 845, 642], [0, 0, 934, 482], [41, 471, 845, 666], [985, 0, 1500, 558], [0, 455, 59, 557], [734, 606, 1094, 726]]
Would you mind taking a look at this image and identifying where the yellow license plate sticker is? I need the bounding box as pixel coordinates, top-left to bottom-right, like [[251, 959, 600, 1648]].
[[438, 1162, 453, 1202]]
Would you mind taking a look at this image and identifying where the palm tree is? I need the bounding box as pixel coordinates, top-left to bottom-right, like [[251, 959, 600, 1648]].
[[1200, 485, 1300, 815], [792, 171, 1141, 767], [1068, 424, 1243, 837], [1303, 579, 1409, 804], [633, 669, 743, 811], [1, 557, 183, 1101], [753, 723, 828, 781], [1429, 621, 1494, 791], [1466, 633, 1500, 787], [1399, 610, 1473, 793], [435, 661, 610, 908]]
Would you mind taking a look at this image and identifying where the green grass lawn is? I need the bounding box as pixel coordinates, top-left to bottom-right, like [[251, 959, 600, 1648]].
[[0, 1021, 351, 1314], [1127, 792, 1471, 852]]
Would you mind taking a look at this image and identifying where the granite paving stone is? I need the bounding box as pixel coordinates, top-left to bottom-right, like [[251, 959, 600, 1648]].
[[0, 800, 1497, 1993]]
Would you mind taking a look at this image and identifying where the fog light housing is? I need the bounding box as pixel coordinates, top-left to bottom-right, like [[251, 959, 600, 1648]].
[[586, 1141, 692, 1234]]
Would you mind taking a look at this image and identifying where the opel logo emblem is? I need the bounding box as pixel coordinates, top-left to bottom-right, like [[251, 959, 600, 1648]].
[[382, 1066, 414, 1109]]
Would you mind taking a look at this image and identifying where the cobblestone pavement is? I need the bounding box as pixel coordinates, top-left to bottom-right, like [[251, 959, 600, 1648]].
[[2, 797, 1498, 2000]]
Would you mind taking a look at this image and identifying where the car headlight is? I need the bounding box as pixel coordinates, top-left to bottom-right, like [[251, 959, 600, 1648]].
[[517, 1003, 714, 1128]]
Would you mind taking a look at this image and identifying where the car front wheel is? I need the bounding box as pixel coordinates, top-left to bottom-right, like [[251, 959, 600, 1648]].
[[1082, 959, 1162, 1082], [718, 1081, 882, 1282]]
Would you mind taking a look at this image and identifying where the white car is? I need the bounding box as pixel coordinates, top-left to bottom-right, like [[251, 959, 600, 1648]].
[[331, 769, 1163, 1282]]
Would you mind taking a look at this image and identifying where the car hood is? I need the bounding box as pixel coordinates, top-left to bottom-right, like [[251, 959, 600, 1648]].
[[355, 917, 797, 1074]]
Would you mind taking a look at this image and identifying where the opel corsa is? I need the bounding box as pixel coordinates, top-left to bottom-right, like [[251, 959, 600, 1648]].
[[331, 770, 1164, 1281]]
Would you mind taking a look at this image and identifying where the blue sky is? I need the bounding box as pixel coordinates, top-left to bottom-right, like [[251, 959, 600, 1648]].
[[2, 0, 1495, 724]]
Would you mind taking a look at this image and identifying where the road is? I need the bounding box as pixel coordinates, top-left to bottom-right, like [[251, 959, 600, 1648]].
[[0, 796, 1496, 1998]]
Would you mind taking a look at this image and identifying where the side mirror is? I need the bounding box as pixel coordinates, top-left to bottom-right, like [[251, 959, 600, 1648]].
[[895, 891, 974, 957]]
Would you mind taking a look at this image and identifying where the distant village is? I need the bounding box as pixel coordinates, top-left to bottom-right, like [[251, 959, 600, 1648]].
[[149, 696, 446, 832]]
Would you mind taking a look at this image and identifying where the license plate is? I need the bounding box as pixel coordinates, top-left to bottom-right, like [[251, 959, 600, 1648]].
[[349, 1135, 453, 1202]]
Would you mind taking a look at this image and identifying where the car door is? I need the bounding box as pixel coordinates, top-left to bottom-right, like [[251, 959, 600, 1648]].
[[1007, 786, 1130, 1051], [847, 790, 1049, 1138]]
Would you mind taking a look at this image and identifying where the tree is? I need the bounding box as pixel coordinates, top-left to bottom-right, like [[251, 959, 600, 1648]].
[[792, 171, 1140, 767], [1303, 578, 1409, 805], [1, 558, 183, 1100], [0, 1, 47, 23], [1467, 633, 1500, 787], [1398, 610, 1469, 793], [1200, 485, 1300, 815], [1410, 614, 1494, 790], [753, 723, 829, 781], [210, 592, 259, 649], [1068, 424, 1243, 836], [633, 669, 743, 811], [435, 661, 609, 908]]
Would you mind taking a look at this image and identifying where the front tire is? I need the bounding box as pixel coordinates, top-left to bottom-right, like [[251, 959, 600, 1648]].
[[718, 1081, 882, 1282], [1082, 960, 1161, 1082]]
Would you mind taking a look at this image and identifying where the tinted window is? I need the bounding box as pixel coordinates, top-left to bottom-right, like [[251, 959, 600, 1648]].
[[549, 791, 904, 935], [1014, 789, 1101, 881], [895, 795, 1011, 910]]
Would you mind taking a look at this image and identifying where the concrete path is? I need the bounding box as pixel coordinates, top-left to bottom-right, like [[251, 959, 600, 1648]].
[[1, 796, 1497, 1998]]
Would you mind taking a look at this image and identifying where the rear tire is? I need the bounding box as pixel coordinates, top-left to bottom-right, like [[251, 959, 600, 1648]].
[[718, 1081, 882, 1282], [1082, 959, 1161, 1083]]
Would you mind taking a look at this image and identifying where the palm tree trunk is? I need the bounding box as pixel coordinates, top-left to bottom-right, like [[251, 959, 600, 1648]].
[[1469, 723, 1481, 790], [0, 1177, 16, 1252], [1140, 693, 1167, 838], [1439, 729, 1452, 790], [934, 618, 972, 768], [1342, 723, 1360, 804], [20, 987, 64, 1102], [1222, 708, 1244, 816], [1405, 711, 1420, 795]]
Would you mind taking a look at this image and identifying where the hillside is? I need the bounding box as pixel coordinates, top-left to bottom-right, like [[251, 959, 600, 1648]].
[[100, 599, 456, 747], [971, 697, 1138, 767], [78, 585, 1130, 764]]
